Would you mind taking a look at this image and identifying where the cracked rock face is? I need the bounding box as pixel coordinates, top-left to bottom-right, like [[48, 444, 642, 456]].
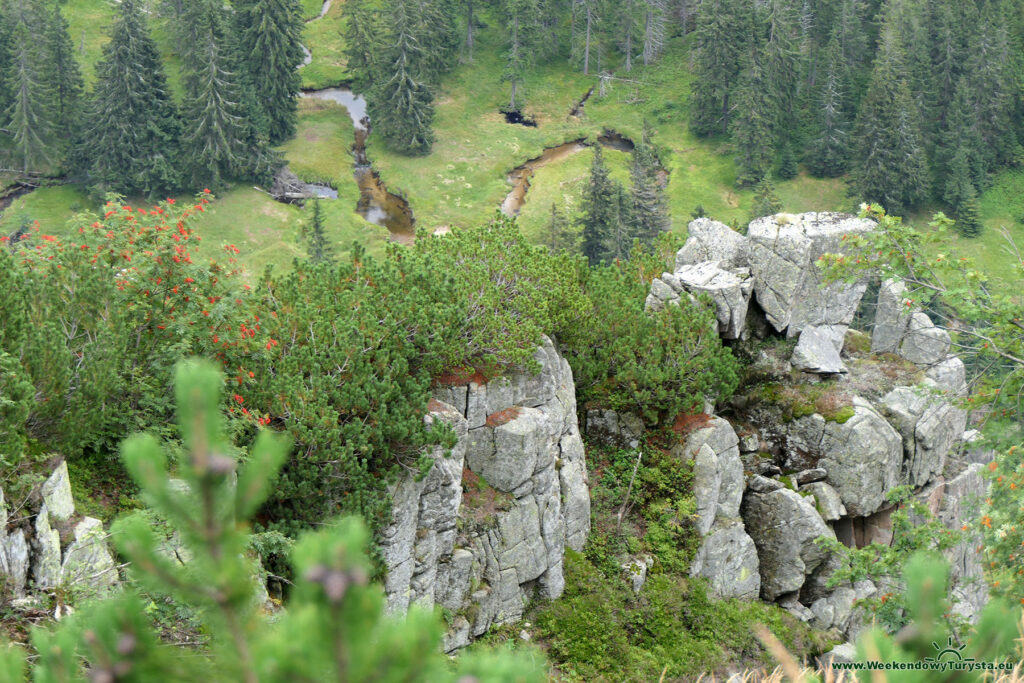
[[385, 336, 589, 650], [746, 212, 874, 336], [882, 383, 967, 488], [741, 487, 835, 601], [676, 218, 748, 269]]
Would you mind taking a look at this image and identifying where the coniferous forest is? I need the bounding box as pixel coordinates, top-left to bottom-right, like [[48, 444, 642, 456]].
[[1, 0, 1024, 680]]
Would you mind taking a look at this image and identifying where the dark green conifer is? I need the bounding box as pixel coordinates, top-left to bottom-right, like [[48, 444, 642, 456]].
[[44, 1, 83, 137], [3, 22, 53, 175], [180, 0, 264, 188], [850, 26, 929, 213], [955, 183, 983, 238], [806, 36, 849, 178], [306, 199, 334, 263], [234, 0, 304, 144], [732, 51, 775, 187], [580, 145, 619, 265], [80, 0, 180, 195], [343, 0, 386, 92], [629, 122, 670, 245], [691, 0, 751, 136], [749, 175, 782, 226], [545, 202, 577, 253], [502, 0, 539, 112], [369, 0, 435, 155]]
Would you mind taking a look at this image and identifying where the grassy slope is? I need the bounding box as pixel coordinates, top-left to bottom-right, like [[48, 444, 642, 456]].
[[17, 2, 1024, 285], [300, 0, 352, 89], [366, 23, 852, 238]]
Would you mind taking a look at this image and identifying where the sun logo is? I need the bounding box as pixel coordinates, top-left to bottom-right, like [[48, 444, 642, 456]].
[[926, 636, 971, 663]]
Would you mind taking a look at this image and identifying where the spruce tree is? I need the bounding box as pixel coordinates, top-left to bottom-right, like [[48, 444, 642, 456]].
[[641, 0, 667, 66], [732, 51, 775, 187], [415, 0, 459, 82], [776, 139, 798, 180], [44, 1, 83, 138], [850, 26, 929, 213], [691, 0, 751, 136], [968, 2, 1018, 168], [935, 77, 986, 199], [503, 0, 540, 113], [545, 202, 576, 253], [629, 122, 670, 246], [955, 184, 983, 238], [180, 0, 264, 189], [749, 175, 782, 226], [234, 0, 304, 144], [3, 22, 54, 175], [580, 145, 619, 265], [764, 0, 800, 150], [80, 0, 180, 195], [806, 36, 850, 178], [369, 0, 435, 155], [306, 199, 334, 263], [343, 0, 386, 93], [609, 182, 632, 261]]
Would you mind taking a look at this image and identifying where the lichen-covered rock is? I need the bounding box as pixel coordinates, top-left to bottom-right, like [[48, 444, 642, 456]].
[[926, 356, 967, 395], [675, 262, 752, 339], [3, 530, 29, 597], [899, 312, 951, 366], [792, 326, 847, 374], [690, 519, 761, 600], [387, 336, 588, 650], [41, 461, 75, 522], [676, 218, 748, 269], [741, 488, 835, 601], [818, 399, 903, 517], [60, 517, 119, 594], [810, 586, 856, 630], [466, 407, 552, 493], [802, 481, 846, 521], [675, 416, 743, 521], [938, 464, 989, 621], [380, 401, 468, 614], [871, 279, 913, 354], [746, 212, 874, 336], [33, 504, 62, 590], [622, 555, 653, 593], [692, 444, 721, 536], [882, 383, 966, 488]]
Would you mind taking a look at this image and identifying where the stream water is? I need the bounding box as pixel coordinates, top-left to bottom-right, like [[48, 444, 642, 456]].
[[299, 88, 416, 244], [501, 131, 647, 216]]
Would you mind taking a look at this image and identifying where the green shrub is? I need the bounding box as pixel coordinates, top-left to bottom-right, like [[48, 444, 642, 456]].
[[559, 240, 740, 426], [0, 360, 545, 682]]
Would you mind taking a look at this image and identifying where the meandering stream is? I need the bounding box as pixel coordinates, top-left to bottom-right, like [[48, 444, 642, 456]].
[[501, 131, 644, 216], [299, 88, 416, 244]]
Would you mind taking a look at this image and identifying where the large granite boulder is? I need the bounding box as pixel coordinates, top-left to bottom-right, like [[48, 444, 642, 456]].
[[882, 383, 967, 488], [676, 218, 748, 269], [818, 398, 904, 517], [60, 517, 119, 595], [690, 519, 760, 600], [871, 279, 913, 354], [675, 262, 753, 339], [673, 416, 744, 522], [33, 503, 62, 590], [741, 487, 835, 601], [746, 212, 874, 336], [938, 464, 990, 621], [41, 461, 75, 522], [899, 312, 952, 366], [3, 530, 29, 597], [389, 336, 589, 650], [792, 326, 847, 374]]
